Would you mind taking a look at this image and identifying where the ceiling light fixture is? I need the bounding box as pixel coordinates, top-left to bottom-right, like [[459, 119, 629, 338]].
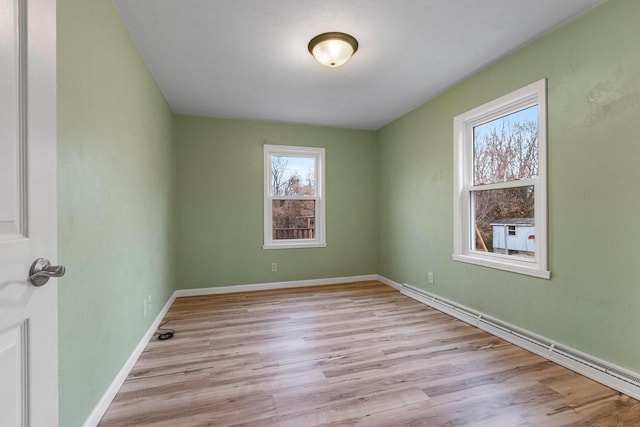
[[308, 32, 358, 68]]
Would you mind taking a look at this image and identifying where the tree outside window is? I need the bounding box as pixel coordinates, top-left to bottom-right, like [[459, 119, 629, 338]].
[[453, 79, 549, 278], [263, 145, 326, 249]]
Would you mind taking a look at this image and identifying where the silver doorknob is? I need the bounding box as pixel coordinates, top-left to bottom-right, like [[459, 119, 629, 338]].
[[29, 258, 66, 287]]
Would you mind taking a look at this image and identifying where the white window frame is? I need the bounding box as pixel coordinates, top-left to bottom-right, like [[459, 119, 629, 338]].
[[263, 144, 326, 250], [453, 79, 550, 279]]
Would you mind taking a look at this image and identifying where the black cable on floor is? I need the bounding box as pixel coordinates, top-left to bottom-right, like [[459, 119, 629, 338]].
[[154, 320, 175, 340]]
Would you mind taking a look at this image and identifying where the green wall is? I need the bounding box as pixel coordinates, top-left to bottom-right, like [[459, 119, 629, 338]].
[[57, 0, 175, 425], [174, 115, 378, 288], [378, 0, 640, 372]]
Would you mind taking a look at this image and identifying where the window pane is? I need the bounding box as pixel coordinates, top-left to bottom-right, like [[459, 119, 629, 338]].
[[271, 155, 316, 196], [472, 186, 535, 257], [473, 105, 538, 185], [272, 200, 316, 240]]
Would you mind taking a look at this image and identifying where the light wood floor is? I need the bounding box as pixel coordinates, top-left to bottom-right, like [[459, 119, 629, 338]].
[[99, 281, 640, 426]]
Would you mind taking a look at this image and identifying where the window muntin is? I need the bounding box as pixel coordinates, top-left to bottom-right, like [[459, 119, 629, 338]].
[[453, 79, 549, 278], [264, 145, 325, 249]]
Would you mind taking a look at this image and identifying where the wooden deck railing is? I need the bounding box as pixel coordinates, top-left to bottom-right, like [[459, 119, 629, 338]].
[[273, 228, 315, 240]]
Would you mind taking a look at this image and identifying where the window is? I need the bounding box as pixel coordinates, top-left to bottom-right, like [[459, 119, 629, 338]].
[[263, 145, 326, 249], [453, 79, 549, 278]]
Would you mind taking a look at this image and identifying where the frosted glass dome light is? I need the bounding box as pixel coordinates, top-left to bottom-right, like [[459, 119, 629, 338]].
[[308, 32, 358, 68]]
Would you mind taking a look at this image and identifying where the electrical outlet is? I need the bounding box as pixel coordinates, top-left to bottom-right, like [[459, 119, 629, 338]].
[[143, 298, 148, 317], [148, 295, 152, 313], [271, 262, 278, 272], [428, 272, 434, 284]]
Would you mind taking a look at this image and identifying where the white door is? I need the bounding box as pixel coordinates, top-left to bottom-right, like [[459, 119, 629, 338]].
[[0, 0, 59, 425]]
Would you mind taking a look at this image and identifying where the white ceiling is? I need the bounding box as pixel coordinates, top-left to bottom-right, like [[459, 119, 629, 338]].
[[114, 0, 605, 131]]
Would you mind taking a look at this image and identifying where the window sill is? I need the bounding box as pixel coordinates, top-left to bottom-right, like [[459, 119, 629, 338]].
[[263, 242, 327, 250], [452, 253, 551, 279]]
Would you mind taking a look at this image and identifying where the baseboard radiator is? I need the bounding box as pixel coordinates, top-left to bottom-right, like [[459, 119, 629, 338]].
[[400, 283, 640, 400]]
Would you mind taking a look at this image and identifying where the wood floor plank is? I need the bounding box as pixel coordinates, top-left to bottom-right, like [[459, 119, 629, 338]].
[[98, 281, 640, 426], [236, 387, 431, 427]]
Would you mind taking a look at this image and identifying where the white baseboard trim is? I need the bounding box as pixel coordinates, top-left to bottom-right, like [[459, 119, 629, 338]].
[[82, 292, 177, 427], [376, 274, 402, 290], [174, 274, 379, 297], [377, 275, 640, 401]]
